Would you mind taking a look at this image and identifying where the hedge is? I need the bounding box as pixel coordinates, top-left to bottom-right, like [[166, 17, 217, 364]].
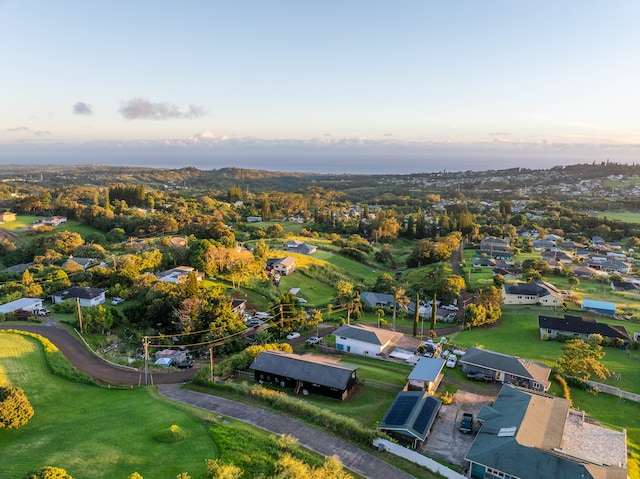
[[0, 330, 96, 386]]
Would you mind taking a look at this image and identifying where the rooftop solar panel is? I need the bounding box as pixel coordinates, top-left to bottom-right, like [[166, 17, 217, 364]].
[[383, 395, 419, 425], [413, 397, 439, 434]]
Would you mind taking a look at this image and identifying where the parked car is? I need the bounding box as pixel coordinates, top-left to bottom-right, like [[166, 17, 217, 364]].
[[111, 297, 125, 305], [460, 413, 474, 434], [306, 336, 321, 345], [445, 354, 458, 368], [175, 360, 194, 369], [442, 304, 459, 311], [35, 308, 50, 316], [286, 332, 301, 340], [247, 318, 264, 327]]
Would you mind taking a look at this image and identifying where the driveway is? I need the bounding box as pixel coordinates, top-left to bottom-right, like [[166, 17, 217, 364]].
[[422, 390, 494, 467]]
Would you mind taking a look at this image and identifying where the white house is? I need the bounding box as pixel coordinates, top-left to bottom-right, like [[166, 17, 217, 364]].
[[51, 286, 106, 307], [332, 324, 403, 356], [156, 266, 204, 283], [0, 297, 44, 314]]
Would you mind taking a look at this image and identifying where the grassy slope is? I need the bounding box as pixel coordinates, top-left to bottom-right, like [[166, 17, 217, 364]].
[[0, 334, 217, 479]]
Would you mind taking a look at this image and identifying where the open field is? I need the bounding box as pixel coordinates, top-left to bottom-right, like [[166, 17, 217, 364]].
[[597, 211, 640, 223], [0, 333, 347, 479]]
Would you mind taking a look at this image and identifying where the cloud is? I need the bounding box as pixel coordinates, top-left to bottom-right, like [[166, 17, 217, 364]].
[[118, 98, 206, 120], [73, 102, 94, 116], [33, 130, 51, 137], [489, 131, 511, 136], [4, 126, 30, 133], [4, 127, 50, 136]]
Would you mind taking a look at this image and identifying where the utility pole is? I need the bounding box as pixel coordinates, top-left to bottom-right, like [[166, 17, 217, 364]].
[[209, 346, 214, 383], [144, 336, 149, 386], [76, 298, 83, 334], [413, 292, 419, 337]]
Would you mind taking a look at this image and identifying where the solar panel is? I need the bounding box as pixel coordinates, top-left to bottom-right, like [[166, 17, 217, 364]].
[[414, 397, 439, 434], [383, 395, 419, 425]]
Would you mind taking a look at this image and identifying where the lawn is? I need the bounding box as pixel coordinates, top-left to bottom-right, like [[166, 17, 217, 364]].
[[0, 215, 40, 231], [314, 250, 382, 284], [0, 333, 218, 479]]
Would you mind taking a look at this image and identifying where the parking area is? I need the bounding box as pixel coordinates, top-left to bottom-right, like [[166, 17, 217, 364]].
[[421, 390, 494, 467]]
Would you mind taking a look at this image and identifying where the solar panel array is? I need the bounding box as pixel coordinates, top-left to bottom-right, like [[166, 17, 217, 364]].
[[383, 395, 419, 425], [414, 397, 439, 434]]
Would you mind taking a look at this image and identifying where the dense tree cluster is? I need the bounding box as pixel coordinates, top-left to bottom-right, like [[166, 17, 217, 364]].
[[0, 386, 34, 429]]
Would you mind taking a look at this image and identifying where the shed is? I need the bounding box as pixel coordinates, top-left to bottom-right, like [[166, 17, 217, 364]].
[[378, 391, 442, 448], [250, 351, 358, 400], [407, 358, 445, 393], [581, 299, 616, 316], [0, 297, 44, 314]]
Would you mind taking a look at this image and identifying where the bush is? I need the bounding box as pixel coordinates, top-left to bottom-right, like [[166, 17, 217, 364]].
[[554, 374, 572, 406], [23, 467, 73, 479], [0, 386, 34, 429], [51, 300, 77, 314]]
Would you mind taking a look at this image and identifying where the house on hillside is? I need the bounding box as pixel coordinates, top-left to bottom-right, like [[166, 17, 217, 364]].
[[266, 256, 296, 276], [2, 262, 33, 274], [502, 280, 563, 307], [459, 347, 551, 392], [538, 314, 630, 343], [332, 323, 403, 356], [477, 237, 512, 260], [378, 391, 442, 449], [360, 291, 395, 308], [284, 240, 317, 254], [471, 258, 497, 268], [492, 267, 523, 281], [541, 250, 573, 265], [63, 256, 96, 271], [51, 286, 106, 307], [156, 266, 204, 283], [250, 351, 358, 400], [465, 385, 627, 479], [611, 280, 640, 293], [0, 297, 45, 315]]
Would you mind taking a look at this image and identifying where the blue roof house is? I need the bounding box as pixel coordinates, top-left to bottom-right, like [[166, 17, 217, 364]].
[[582, 299, 616, 316]]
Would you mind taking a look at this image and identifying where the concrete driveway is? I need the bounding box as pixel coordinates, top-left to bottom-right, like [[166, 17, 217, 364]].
[[422, 390, 494, 467]]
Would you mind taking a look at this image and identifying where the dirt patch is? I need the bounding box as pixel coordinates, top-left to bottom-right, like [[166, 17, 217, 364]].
[[422, 390, 494, 467]]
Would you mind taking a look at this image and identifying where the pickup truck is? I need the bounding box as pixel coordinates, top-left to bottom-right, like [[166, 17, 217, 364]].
[[460, 413, 474, 434]]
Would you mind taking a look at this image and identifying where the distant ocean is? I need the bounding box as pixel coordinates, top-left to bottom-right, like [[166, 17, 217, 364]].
[[3, 142, 634, 175]]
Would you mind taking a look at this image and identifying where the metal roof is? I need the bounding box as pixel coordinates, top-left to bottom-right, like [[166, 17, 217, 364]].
[[378, 391, 442, 441]]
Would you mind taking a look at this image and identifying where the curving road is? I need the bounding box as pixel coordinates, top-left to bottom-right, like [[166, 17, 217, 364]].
[[1, 321, 419, 479], [0, 322, 197, 385]]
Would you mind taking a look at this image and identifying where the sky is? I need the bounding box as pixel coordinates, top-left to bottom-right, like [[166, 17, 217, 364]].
[[1, 1, 639, 174]]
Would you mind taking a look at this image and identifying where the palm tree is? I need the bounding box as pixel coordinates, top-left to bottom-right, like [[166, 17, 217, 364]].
[[392, 287, 409, 331]]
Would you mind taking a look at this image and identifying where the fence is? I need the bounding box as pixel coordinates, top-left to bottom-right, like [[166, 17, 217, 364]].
[[586, 380, 640, 403], [359, 378, 403, 392]]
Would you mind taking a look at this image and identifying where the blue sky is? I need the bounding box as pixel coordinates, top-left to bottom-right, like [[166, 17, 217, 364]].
[[1, 1, 639, 173]]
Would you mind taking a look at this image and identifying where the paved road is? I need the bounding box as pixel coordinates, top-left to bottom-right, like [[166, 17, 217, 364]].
[[0, 322, 196, 385], [158, 384, 417, 479]]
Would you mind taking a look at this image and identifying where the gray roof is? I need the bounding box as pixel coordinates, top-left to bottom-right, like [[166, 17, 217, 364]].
[[52, 286, 105, 300], [360, 291, 395, 308], [539, 315, 630, 341], [2, 262, 33, 273], [503, 280, 561, 299], [249, 351, 357, 390], [407, 358, 445, 382], [0, 297, 43, 314], [460, 347, 551, 388], [333, 324, 403, 346], [466, 385, 626, 479]]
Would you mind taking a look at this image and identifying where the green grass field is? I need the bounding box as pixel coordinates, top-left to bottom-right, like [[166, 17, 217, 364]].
[[0, 333, 351, 479]]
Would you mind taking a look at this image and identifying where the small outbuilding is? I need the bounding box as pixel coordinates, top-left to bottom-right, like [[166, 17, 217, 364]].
[[407, 357, 445, 393], [378, 391, 442, 449], [332, 323, 404, 356], [0, 297, 45, 315], [250, 351, 358, 400], [581, 299, 616, 316]]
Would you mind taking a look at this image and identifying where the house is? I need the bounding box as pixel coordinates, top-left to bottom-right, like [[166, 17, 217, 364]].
[[250, 351, 358, 400], [502, 280, 564, 307], [377, 391, 442, 449], [471, 258, 497, 268], [2, 262, 33, 274], [459, 347, 551, 392], [586, 255, 632, 274], [538, 314, 630, 343], [571, 265, 602, 280], [31, 216, 68, 229], [560, 240, 588, 253], [284, 240, 317, 254], [532, 239, 556, 251], [63, 256, 95, 271], [332, 323, 404, 356], [169, 236, 188, 248], [156, 266, 204, 283], [360, 291, 395, 308], [465, 385, 627, 479], [541, 250, 573, 265], [266, 256, 296, 276], [0, 212, 16, 223], [0, 297, 45, 314], [581, 299, 617, 316], [231, 298, 248, 316], [406, 357, 445, 393], [611, 280, 640, 293], [51, 286, 106, 307]]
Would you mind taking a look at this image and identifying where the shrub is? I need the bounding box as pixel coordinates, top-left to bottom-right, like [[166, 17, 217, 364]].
[[22, 466, 73, 479], [554, 374, 572, 406], [0, 386, 34, 429], [0, 330, 96, 386]]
